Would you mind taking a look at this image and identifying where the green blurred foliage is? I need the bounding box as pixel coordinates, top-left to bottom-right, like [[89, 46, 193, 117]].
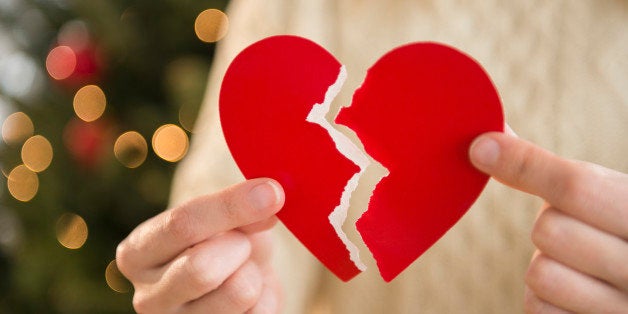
[[0, 0, 229, 312]]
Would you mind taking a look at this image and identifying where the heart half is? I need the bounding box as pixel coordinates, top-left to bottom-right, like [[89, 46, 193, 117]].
[[336, 42, 504, 281], [220, 36, 362, 281], [220, 35, 503, 282]]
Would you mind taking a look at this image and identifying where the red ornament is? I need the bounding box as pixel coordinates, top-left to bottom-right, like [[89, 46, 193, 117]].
[[63, 118, 111, 170], [46, 22, 103, 87], [220, 36, 503, 282]]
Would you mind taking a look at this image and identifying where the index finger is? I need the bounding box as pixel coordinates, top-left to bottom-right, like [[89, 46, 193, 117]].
[[469, 132, 628, 239], [117, 178, 284, 273]]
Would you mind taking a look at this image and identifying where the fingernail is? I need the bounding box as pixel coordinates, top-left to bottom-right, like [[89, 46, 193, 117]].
[[248, 181, 281, 210], [470, 136, 500, 167]]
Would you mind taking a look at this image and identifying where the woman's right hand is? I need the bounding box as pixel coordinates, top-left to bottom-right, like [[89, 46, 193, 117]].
[[116, 178, 285, 313]]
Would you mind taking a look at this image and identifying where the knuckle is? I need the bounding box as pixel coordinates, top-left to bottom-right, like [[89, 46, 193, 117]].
[[523, 291, 540, 314], [132, 292, 152, 314], [248, 305, 274, 314], [525, 254, 554, 294], [165, 208, 198, 244], [523, 297, 551, 314], [184, 256, 223, 293], [223, 265, 262, 311], [531, 210, 562, 250], [115, 239, 143, 281], [115, 241, 133, 277]]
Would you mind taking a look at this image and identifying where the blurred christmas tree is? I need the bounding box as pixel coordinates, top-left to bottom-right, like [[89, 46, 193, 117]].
[[0, 0, 229, 312]]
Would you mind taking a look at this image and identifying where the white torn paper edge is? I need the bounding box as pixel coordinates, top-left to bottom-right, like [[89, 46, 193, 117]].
[[306, 65, 370, 271]]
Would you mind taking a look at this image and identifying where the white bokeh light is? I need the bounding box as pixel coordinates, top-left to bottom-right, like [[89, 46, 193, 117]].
[[0, 51, 44, 100]]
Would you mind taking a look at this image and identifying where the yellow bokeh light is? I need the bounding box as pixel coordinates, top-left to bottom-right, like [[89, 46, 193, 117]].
[[21, 135, 53, 172], [73, 85, 106, 122], [114, 131, 148, 168], [56, 213, 88, 250], [2, 112, 34, 145], [105, 259, 131, 293], [7, 164, 38, 202], [194, 9, 229, 43], [152, 124, 189, 162]]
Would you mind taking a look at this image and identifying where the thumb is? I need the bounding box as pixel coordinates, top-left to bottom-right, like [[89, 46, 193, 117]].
[[468, 131, 569, 203], [469, 131, 628, 241]]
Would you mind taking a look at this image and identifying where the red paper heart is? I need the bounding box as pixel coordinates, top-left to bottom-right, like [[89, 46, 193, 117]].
[[220, 35, 503, 282]]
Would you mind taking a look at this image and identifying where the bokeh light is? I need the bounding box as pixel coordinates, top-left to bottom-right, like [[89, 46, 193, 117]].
[[21, 135, 53, 172], [152, 124, 189, 162], [7, 164, 38, 202], [58, 20, 90, 50], [105, 260, 131, 293], [0, 51, 44, 99], [55, 213, 88, 249], [73, 85, 106, 122], [2, 112, 34, 145], [62, 118, 111, 170], [46, 45, 77, 80], [194, 9, 229, 43], [114, 131, 147, 168]]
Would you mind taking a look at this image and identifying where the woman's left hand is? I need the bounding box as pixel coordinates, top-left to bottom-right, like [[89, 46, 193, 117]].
[[469, 132, 628, 313]]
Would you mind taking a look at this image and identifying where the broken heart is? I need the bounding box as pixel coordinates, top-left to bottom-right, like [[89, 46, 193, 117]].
[[219, 35, 503, 282]]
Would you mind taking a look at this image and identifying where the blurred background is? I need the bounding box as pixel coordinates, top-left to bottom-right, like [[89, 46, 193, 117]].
[[0, 0, 229, 312]]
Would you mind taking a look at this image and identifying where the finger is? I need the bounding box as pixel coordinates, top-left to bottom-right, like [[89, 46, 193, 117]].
[[469, 132, 628, 238], [524, 286, 570, 314], [247, 230, 275, 267], [117, 179, 284, 273], [532, 207, 628, 292], [183, 261, 263, 314], [469, 132, 564, 198], [239, 215, 279, 234], [247, 269, 283, 314], [526, 252, 628, 313], [131, 231, 251, 313]]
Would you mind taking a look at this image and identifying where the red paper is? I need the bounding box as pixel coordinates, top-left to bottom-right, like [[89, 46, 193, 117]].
[[336, 43, 504, 281], [220, 36, 503, 282], [220, 36, 362, 281]]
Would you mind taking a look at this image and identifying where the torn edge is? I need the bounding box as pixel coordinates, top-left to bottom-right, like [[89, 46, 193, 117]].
[[306, 65, 370, 271]]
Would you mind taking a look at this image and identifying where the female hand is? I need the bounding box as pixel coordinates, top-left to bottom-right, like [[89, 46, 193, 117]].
[[470, 132, 628, 313], [116, 178, 285, 313]]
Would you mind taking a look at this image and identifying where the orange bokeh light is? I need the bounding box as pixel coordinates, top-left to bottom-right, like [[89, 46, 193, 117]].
[[73, 85, 106, 122], [2, 112, 34, 145], [152, 124, 189, 162], [194, 9, 229, 43], [105, 260, 131, 293], [7, 164, 38, 202], [114, 131, 148, 168], [56, 213, 88, 249], [21, 135, 53, 172]]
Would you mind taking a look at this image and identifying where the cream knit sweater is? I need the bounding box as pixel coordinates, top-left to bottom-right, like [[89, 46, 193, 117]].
[[170, 1, 628, 313]]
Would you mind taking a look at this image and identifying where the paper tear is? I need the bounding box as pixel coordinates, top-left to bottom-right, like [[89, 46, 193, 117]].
[[307, 65, 370, 271]]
